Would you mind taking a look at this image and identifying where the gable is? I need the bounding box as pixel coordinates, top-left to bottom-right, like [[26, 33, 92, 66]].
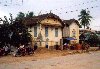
[[70, 22, 79, 28], [24, 13, 63, 27], [40, 18, 62, 27], [63, 19, 81, 28]]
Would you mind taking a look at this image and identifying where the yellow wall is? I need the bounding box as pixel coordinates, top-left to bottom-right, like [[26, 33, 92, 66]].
[[41, 18, 62, 26], [69, 22, 79, 43], [29, 18, 62, 47], [28, 25, 40, 46], [40, 25, 62, 47], [63, 26, 69, 37]]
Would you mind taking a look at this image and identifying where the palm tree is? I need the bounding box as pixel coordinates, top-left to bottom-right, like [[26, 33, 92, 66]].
[[78, 9, 92, 29]]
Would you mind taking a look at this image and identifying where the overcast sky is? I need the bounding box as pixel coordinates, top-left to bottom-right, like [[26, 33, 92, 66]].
[[0, 0, 100, 30]]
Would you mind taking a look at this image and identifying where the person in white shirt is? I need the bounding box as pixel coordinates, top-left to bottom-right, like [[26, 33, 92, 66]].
[[3, 46, 8, 55]]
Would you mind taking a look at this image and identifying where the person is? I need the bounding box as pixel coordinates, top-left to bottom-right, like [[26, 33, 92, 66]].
[[46, 43, 49, 49], [30, 47, 34, 54], [14, 47, 21, 57], [81, 43, 85, 53], [21, 45, 26, 56], [7, 44, 11, 54], [55, 44, 59, 50], [3, 45, 8, 56], [26, 45, 34, 55], [67, 44, 70, 50], [70, 44, 74, 50], [20, 44, 24, 48], [34, 43, 38, 51], [26, 46, 29, 55], [63, 43, 66, 50], [65, 43, 69, 50], [76, 43, 82, 53], [85, 43, 90, 53]]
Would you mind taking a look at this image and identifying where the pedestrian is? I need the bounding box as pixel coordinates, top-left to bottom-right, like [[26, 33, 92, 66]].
[[55, 43, 59, 50], [76, 43, 82, 53], [14, 47, 21, 57], [7, 44, 11, 54], [81, 43, 85, 53], [63, 43, 66, 50], [3, 45, 8, 56], [21, 45, 25, 56], [34, 43, 38, 51], [65, 43, 69, 50], [86, 43, 90, 53], [46, 43, 49, 49]]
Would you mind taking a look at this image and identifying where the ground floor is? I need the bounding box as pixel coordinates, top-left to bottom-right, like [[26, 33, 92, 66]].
[[31, 39, 62, 48], [32, 41, 58, 47]]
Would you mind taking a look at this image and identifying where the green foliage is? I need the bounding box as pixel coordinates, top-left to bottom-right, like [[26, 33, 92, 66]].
[[85, 33, 99, 46], [16, 12, 25, 20], [26, 11, 34, 18], [0, 14, 14, 47], [80, 32, 100, 47], [0, 13, 32, 48], [87, 33, 99, 46], [78, 9, 92, 29], [16, 11, 34, 20], [10, 19, 32, 47]]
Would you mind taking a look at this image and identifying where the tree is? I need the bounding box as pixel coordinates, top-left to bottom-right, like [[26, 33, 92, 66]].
[[0, 12, 32, 48], [26, 11, 34, 18], [80, 31, 100, 47], [11, 19, 32, 47], [87, 33, 99, 47], [16, 11, 34, 20], [16, 12, 25, 20], [78, 9, 92, 29], [0, 13, 14, 47]]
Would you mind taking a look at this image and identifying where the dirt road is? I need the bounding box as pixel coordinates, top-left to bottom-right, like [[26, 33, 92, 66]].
[[0, 51, 100, 69]]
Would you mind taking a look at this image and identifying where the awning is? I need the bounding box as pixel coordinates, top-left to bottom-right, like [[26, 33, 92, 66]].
[[66, 37, 76, 40]]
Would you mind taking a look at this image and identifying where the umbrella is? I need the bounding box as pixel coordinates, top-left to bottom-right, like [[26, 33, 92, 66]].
[[66, 37, 76, 40]]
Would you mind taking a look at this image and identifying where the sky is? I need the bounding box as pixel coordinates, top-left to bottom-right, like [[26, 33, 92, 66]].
[[0, 0, 100, 31]]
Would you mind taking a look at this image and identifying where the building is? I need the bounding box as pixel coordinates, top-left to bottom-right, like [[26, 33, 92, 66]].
[[63, 19, 81, 43], [79, 29, 91, 35], [24, 13, 63, 47]]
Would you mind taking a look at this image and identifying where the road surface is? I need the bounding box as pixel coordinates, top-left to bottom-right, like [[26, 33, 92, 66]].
[[0, 51, 100, 69]]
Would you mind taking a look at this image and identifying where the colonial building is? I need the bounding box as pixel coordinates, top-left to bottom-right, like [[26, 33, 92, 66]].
[[63, 19, 81, 43], [24, 13, 63, 47]]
